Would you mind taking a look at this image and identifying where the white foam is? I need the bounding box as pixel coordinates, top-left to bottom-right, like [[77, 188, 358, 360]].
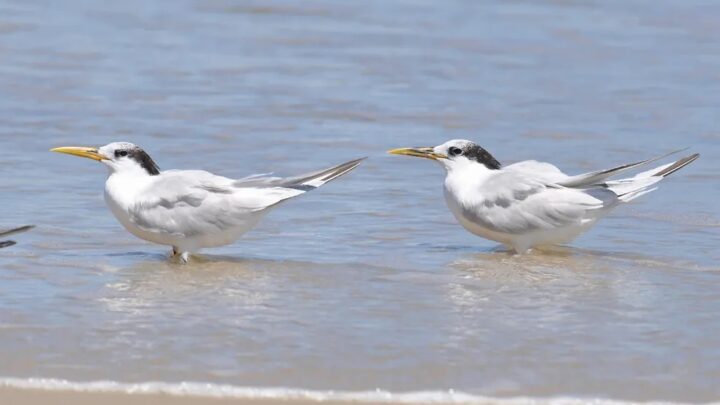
[[0, 377, 709, 405]]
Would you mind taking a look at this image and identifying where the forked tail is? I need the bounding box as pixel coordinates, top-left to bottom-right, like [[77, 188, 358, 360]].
[[606, 153, 700, 202], [231, 158, 366, 209]]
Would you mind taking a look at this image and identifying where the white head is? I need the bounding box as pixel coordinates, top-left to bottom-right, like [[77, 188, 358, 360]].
[[388, 139, 501, 172], [51, 142, 161, 176]]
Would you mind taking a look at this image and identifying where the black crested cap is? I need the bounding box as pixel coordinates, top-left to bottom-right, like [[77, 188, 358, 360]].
[[115, 146, 160, 175], [462, 143, 501, 170]]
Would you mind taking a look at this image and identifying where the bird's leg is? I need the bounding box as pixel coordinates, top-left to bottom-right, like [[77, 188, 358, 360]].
[[170, 247, 190, 264]]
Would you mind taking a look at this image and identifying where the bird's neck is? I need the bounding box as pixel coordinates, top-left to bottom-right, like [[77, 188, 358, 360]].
[[105, 169, 156, 208], [444, 163, 495, 201], [444, 160, 495, 180]]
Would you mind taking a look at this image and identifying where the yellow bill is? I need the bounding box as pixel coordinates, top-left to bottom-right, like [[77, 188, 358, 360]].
[[51, 146, 108, 161], [388, 147, 447, 160]]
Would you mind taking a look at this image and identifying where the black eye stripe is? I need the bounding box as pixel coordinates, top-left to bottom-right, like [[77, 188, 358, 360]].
[[108, 146, 161, 175]]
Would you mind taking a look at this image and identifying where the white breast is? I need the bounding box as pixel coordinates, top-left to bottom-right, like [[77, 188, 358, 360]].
[[443, 185, 513, 245], [104, 173, 177, 246], [442, 166, 514, 245]]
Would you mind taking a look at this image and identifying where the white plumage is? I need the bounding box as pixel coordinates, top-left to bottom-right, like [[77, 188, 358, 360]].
[[390, 140, 699, 253], [52, 142, 364, 262]]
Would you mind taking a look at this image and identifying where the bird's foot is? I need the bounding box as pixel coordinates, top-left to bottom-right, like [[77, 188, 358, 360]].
[[171, 247, 191, 264]]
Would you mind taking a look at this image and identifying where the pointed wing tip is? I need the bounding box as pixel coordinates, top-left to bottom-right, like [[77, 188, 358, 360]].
[[655, 152, 700, 177], [684, 152, 700, 164], [0, 240, 17, 248], [0, 225, 35, 238], [679, 152, 700, 163], [332, 156, 367, 175], [339, 156, 368, 171]]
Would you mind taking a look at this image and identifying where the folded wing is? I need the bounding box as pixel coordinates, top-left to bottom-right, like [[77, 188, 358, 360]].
[[476, 150, 700, 235], [127, 158, 364, 237], [466, 171, 611, 235]]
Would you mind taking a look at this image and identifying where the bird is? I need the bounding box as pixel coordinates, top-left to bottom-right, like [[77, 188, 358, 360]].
[[51, 142, 364, 263], [0, 225, 34, 249], [389, 140, 699, 253]]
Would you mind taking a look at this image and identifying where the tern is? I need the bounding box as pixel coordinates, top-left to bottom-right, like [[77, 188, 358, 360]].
[[52, 142, 364, 262], [0, 225, 34, 248], [389, 140, 699, 253]]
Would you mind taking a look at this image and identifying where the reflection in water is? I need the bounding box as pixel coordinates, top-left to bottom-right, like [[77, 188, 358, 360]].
[[444, 246, 694, 318], [98, 255, 305, 318], [438, 247, 717, 400]]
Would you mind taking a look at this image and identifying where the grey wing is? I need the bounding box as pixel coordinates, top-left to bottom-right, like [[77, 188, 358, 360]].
[[504, 160, 569, 183], [467, 172, 614, 234], [126, 158, 364, 237], [477, 150, 697, 235], [128, 171, 303, 237]]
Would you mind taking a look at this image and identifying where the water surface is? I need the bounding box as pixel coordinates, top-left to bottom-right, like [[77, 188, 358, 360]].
[[0, 0, 719, 403]]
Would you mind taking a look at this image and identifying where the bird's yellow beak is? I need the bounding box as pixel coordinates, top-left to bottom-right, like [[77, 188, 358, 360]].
[[50, 146, 108, 161], [387, 147, 447, 161]]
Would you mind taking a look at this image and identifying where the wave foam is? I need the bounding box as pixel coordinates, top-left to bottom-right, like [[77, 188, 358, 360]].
[[0, 377, 709, 405]]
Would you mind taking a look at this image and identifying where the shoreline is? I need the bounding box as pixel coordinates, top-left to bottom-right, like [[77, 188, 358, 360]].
[[0, 383, 707, 405], [0, 387, 353, 405], [0, 379, 490, 405]]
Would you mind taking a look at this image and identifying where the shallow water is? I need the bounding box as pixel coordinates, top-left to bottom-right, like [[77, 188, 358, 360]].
[[1, 0, 719, 403]]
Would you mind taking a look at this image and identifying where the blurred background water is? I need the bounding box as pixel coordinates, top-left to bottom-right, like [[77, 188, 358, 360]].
[[0, 0, 719, 402]]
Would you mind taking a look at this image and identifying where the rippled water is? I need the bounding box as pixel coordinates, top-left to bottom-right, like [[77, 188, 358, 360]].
[[1, 0, 719, 403]]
